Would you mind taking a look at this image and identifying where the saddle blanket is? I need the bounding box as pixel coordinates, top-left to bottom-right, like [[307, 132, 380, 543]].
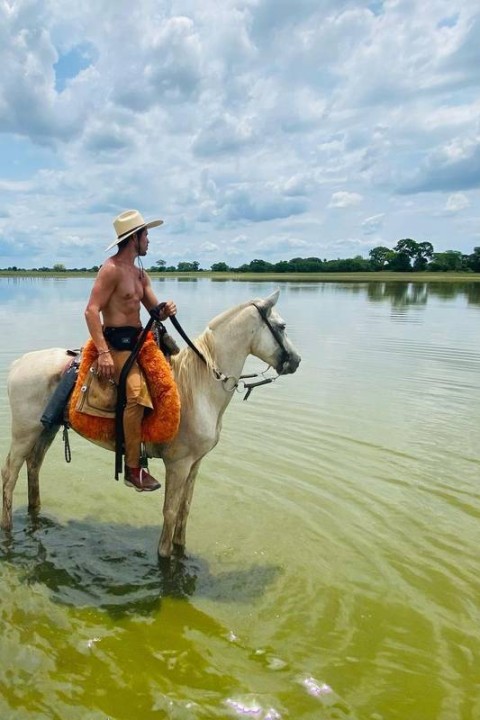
[[69, 333, 181, 444]]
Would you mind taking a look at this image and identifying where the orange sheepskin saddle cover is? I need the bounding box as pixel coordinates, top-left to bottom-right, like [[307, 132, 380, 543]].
[[69, 334, 181, 444]]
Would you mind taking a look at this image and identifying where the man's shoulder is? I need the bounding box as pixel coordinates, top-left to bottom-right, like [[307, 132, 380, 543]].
[[101, 256, 125, 272], [96, 257, 120, 283]]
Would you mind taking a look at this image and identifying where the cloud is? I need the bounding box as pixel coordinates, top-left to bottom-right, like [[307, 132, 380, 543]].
[[1, 0, 480, 269], [231, 234, 248, 245], [54, 43, 95, 92], [445, 192, 470, 212], [443, 12, 480, 84], [115, 16, 203, 110], [199, 241, 219, 253], [255, 233, 310, 259], [329, 191, 363, 208], [83, 122, 136, 154], [192, 115, 258, 157], [282, 174, 314, 196], [192, 180, 310, 225], [361, 213, 384, 234], [222, 187, 308, 223], [398, 136, 480, 193]]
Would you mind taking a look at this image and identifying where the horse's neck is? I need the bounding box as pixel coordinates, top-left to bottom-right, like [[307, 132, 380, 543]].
[[208, 314, 252, 379], [171, 308, 252, 409]]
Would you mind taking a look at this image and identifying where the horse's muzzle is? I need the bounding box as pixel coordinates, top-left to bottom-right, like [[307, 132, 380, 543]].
[[278, 352, 301, 375]]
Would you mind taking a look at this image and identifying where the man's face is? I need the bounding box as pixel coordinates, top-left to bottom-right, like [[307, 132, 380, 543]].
[[138, 228, 149, 256]]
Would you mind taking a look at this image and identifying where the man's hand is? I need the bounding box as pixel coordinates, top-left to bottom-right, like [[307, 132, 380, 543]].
[[150, 300, 177, 322], [97, 351, 115, 380]]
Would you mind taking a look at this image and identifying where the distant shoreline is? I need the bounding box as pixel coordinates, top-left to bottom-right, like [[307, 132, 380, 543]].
[[1, 270, 480, 283]]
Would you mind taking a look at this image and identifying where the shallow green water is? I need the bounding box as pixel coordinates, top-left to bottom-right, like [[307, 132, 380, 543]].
[[0, 278, 479, 720]]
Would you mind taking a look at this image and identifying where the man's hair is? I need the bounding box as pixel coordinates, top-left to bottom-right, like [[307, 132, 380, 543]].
[[117, 236, 130, 252], [117, 227, 146, 252]]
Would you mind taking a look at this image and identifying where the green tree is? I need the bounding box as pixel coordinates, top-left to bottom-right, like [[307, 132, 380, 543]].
[[429, 250, 463, 272], [248, 259, 274, 272], [285, 256, 321, 272], [53, 263, 66, 272], [413, 241, 434, 271], [177, 261, 200, 272], [467, 247, 480, 272], [211, 262, 230, 271], [273, 260, 293, 273], [389, 239, 418, 271], [154, 259, 166, 271], [391, 238, 434, 272], [369, 246, 392, 271]]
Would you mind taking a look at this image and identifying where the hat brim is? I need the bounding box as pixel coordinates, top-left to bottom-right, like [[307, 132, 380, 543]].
[[105, 218, 164, 252]]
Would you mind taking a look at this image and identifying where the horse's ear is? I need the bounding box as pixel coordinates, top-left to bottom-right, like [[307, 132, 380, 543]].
[[256, 289, 280, 312]]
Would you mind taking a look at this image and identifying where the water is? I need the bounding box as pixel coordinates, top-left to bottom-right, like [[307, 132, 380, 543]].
[[0, 277, 479, 720]]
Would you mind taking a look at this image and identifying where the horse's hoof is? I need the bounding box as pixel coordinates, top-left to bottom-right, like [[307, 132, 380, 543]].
[[173, 543, 187, 559]]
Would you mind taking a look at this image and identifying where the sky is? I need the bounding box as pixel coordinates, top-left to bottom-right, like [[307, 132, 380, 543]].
[[1, 0, 480, 269]]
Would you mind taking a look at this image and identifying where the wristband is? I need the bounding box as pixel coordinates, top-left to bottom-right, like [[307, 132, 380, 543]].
[[98, 349, 111, 356]]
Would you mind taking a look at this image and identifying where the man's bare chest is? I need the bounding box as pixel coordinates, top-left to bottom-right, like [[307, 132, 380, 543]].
[[117, 270, 144, 303]]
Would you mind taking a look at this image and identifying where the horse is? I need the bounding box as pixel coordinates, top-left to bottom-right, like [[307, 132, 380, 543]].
[[1, 290, 301, 558]]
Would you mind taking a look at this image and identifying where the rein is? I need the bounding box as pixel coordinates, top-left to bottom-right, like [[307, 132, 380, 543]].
[[115, 316, 155, 479], [169, 303, 291, 400]]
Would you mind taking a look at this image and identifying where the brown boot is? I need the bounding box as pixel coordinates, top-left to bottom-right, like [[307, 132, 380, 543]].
[[124, 466, 161, 492]]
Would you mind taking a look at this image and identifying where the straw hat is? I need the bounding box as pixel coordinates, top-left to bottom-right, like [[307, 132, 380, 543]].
[[105, 209, 164, 251]]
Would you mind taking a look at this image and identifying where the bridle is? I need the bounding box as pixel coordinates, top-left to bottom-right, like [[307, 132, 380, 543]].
[[168, 302, 292, 400], [251, 301, 291, 370]]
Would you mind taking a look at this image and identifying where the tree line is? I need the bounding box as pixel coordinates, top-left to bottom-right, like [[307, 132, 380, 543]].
[[153, 240, 480, 273], [2, 240, 480, 273]]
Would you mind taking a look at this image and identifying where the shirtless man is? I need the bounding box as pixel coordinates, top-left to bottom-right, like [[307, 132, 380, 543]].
[[84, 209, 176, 492]]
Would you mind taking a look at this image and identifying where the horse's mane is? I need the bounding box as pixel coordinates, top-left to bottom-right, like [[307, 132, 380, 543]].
[[170, 300, 252, 405]]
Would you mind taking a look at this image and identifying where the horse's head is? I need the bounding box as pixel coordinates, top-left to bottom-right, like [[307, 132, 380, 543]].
[[250, 290, 301, 375]]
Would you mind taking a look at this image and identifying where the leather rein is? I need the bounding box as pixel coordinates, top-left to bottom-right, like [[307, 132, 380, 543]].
[[169, 302, 291, 401]]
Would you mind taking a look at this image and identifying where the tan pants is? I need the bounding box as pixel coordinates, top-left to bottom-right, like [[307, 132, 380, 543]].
[[109, 350, 153, 468]]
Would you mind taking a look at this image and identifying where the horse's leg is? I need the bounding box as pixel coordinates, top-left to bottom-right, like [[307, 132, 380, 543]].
[[172, 458, 202, 553], [26, 426, 59, 516], [159, 457, 194, 559], [1, 434, 39, 531]]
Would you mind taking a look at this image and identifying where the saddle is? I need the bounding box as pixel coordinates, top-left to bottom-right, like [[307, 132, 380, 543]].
[[69, 333, 180, 444], [40, 328, 181, 447]]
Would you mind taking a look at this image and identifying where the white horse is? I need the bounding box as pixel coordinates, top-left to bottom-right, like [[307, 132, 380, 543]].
[[1, 290, 300, 558]]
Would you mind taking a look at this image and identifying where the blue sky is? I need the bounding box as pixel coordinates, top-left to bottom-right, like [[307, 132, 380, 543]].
[[0, 0, 479, 268]]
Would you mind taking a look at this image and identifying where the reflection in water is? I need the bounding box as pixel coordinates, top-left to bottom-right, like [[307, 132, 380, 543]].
[[364, 281, 480, 308], [0, 514, 281, 618], [208, 277, 480, 306], [367, 282, 428, 308], [286, 284, 321, 293]]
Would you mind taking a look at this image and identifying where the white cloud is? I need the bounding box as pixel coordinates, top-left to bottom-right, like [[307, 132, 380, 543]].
[[199, 241, 219, 252], [192, 114, 258, 157], [0, 0, 480, 268], [445, 192, 470, 212], [258, 234, 309, 249], [329, 191, 363, 208], [361, 213, 384, 234], [399, 135, 480, 193]]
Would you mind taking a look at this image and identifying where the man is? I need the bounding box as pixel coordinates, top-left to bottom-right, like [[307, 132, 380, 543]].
[[85, 209, 176, 492]]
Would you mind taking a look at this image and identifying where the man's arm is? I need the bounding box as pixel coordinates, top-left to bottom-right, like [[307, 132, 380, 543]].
[[84, 264, 117, 379], [141, 272, 177, 319]]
